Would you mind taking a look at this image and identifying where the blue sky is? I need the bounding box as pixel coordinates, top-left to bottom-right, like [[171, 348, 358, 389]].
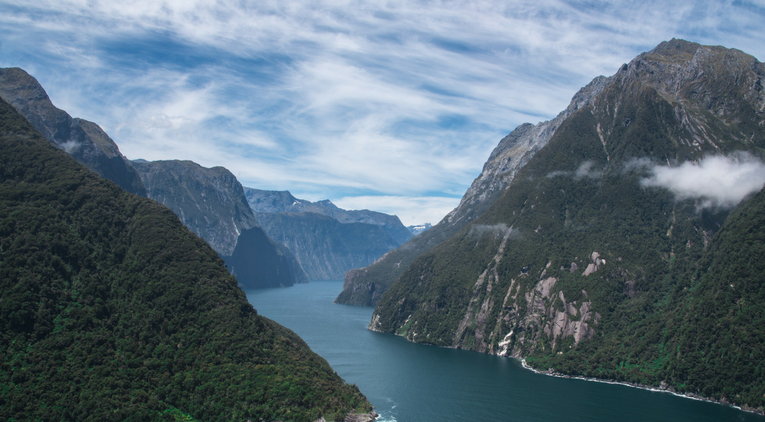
[[1, 0, 764, 226]]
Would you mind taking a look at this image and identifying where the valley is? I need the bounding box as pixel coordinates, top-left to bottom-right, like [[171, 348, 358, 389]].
[[1, 37, 764, 420]]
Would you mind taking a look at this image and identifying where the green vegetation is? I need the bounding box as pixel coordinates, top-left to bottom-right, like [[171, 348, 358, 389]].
[[371, 39, 765, 412], [0, 67, 147, 197], [0, 97, 370, 421], [529, 185, 765, 409]]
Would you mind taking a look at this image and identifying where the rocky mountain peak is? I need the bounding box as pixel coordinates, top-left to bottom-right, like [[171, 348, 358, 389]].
[[611, 38, 764, 116], [0, 67, 146, 197], [444, 73, 610, 227]]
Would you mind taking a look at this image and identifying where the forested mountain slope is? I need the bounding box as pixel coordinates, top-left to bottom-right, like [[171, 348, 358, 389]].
[[335, 74, 609, 306], [369, 39, 765, 412], [0, 97, 370, 421]]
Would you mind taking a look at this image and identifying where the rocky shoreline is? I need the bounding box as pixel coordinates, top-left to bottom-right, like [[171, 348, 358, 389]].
[[520, 359, 764, 416]]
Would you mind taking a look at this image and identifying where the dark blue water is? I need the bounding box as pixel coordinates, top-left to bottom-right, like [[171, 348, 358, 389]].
[[246, 280, 763, 422]]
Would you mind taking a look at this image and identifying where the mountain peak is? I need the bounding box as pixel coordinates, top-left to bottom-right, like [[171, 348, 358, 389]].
[[0, 67, 147, 197], [646, 38, 701, 62]]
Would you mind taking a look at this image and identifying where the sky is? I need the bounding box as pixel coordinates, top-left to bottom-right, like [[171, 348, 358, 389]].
[[1, 1, 764, 226]]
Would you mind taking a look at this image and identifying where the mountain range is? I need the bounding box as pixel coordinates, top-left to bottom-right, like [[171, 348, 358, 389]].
[[245, 188, 412, 280], [131, 160, 308, 288], [2, 37, 764, 417], [366, 39, 765, 413], [0, 96, 372, 420]]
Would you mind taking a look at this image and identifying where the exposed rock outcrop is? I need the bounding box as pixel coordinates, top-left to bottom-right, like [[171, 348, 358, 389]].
[[133, 160, 258, 256]]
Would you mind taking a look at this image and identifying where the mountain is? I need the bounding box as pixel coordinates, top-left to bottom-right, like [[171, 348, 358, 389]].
[[335, 73, 609, 306], [254, 211, 401, 280], [0, 96, 372, 421], [0, 67, 146, 197], [133, 160, 308, 288], [132, 160, 258, 256], [245, 188, 413, 245], [368, 39, 765, 413], [222, 226, 310, 288], [407, 223, 432, 235], [245, 188, 410, 280]]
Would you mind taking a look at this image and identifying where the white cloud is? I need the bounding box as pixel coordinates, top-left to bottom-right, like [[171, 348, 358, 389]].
[[1, 0, 764, 222], [641, 153, 765, 208]]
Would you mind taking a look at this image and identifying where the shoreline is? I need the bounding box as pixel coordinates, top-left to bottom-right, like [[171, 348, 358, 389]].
[[519, 358, 764, 417]]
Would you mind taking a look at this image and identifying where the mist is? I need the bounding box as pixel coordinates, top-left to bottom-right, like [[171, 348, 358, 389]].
[[640, 153, 765, 208]]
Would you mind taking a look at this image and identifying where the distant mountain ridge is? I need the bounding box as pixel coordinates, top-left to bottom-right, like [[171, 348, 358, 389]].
[[245, 188, 413, 245], [0, 96, 371, 420], [255, 211, 400, 280], [245, 188, 412, 280], [368, 39, 765, 413], [133, 160, 308, 288], [0, 67, 146, 197]]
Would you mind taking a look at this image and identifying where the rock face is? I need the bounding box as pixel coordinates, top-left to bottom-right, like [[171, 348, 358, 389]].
[[245, 188, 410, 280], [255, 212, 400, 280], [133, 160, 308, 288], [0, 96, 371, 420], [245, 188, 412, 245], [133, 160, 258, 256], [335, 74, 609, 306], [369, 40, 765, 412], [0, 67, 146, 197]]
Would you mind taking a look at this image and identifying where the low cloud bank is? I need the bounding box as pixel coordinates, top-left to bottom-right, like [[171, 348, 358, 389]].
[[547, 160, 602, 180], [469, 223, 510, 237], [640, 153, 765, 208]]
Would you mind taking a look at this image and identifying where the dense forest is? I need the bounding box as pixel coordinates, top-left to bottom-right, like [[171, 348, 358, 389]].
[[0, 97, 371, 421]]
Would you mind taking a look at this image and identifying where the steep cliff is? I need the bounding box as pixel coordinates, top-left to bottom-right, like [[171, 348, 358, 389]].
[[245, 188, 412, 244], [335, 73, 609, 306], [133, 160, 258, 256], [222, 226, 310, 288], [369, 39, 765, 412], [0, 67, 146, 197], [133, 160, 308, 287], [246, 188, 409, 280], [0, 97, 370, 421], [254, 211, 400, 280]]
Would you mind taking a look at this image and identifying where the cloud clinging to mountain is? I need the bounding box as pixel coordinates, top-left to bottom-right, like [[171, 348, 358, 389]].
[[641, 154, 765, 208]]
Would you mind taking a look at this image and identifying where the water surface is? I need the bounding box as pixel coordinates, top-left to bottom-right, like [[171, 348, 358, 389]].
[[246, 280, 762, 422]]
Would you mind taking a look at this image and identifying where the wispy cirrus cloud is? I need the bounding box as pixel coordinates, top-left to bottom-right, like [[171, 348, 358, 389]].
[[0, 0, 763, 225]]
